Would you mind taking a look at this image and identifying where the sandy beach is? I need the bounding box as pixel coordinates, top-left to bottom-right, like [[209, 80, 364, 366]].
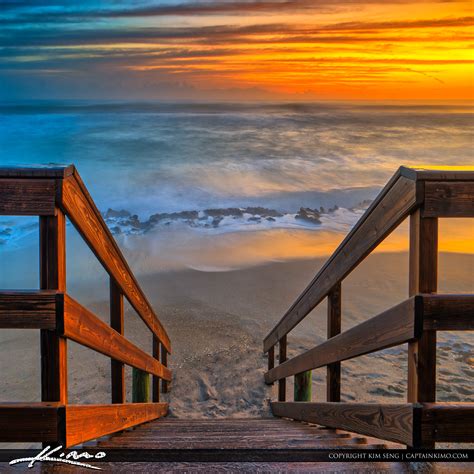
[[1, 251, 472, 425]]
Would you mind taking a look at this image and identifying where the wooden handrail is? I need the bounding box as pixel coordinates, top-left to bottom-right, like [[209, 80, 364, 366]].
[[264, 166, 474, 448], [0, 165, 171, 447], [263, 166, 474, 352], [0, 166, 170, 352]]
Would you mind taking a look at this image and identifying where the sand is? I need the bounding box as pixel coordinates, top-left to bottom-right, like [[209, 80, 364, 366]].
[[1, 251, 472, 417]]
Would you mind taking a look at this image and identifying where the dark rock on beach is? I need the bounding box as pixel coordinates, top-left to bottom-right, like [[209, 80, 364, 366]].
[[104, 208, 131, 219], [295, 207, 322, 225]]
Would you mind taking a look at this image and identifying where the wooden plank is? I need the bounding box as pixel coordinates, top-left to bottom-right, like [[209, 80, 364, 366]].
[[327, 283, 341, 402], [110, 279, 125, 404], [161, 345, 169, 393], [265, 298, 417, 383], [40, 211, 68, 405], [62, 295, 171, 381], [152, 336, 160, 402], [400, 166, 474, 181], [271, 402, 414, 446], [0, 165, 75, 179], [278, 335, 287, 402], [422, 294, 474, 331], [0, 403, 62, 442], [421, 403, 474, 443], [423, 181, 474, 217], [65, 403, 168, 447], [266, 346, 274, 385], [0, 179, 56, 215], [0, 291, 58, 329], [408, 210, 437, 410], [264, 174, 417, 352], [60, 172, 171, 353]]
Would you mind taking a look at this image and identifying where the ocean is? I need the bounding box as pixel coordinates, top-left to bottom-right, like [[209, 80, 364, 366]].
[[0, 102, 472, 274]]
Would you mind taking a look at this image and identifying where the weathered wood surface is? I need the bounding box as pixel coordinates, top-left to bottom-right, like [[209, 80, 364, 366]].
[[0, 178, 56, 215], [96, 418, 388, 451], [0, 165, 75, 178], [40, 211, 68, 405], [327, 283, 341, 402], [0, 403, 62, 442], [271, 402, 414, 446], [66, 403, 168, 447], [408, 210, 437, 412], [421, 403, 474, 443], [278, 335, 287, 401], [264, 173, 417, 352], [0, 291, 58, 329], [422, 294, 474, 331], [152, 336, 160, 402], [60, 173, 171, 352], [400, 166, 474, 181], [265, 297, 417, 383], [423, 181, 474, 217], [160, 344, 169, 393], [132, 368, 150, 403], [110, 279, 125, 404], [62, 295, 171, 381], [294, 371, 312, 402]]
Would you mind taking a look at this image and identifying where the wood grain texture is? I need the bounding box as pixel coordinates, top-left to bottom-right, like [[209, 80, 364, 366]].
[[0, 165, 75, 179], [265, 297, 417, 383], [0, 178, 56, 215], [110, 278, 125, 404], [60, 172, 171, 352], [161, 345, 169, 393], [400, 166, 474, 181], [0, 291, 58, 329], [264, 174, 417, 352], [422, 294, 474, 331], [132, 368, 150, 403], [266, 346, 275, 386], [421, 403, 474, 443], [152, 336, 160, 402], [40, 211, 67, 405], [327, 283, 341, 402], [278, 335, 287, 402], [423, 181, 474, 217], [65, 403, 168, 447], [408, 210, 437, 410], [97, 418, 389, 452], [62, 295, 171, 381], [271, 402, 414, 446], [0, 403, 62, 442]]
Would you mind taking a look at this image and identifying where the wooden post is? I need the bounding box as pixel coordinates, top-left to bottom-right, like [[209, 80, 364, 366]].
[[40, 212, 67, 404], [110, 278, 125, 403], [152, 336, 160, 402], [294, 371, 312, 401], [408, 209, 438, 448], [161, 345, 168, 393], [278, 335, 287, 401], [132, 368, 150, 402], [266, 346, 275, 385], [327, 282, 341, 402]]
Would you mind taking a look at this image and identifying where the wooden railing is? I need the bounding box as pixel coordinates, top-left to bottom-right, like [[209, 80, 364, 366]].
[[264, 167, 474, 448], [0, 166, 171, 447]]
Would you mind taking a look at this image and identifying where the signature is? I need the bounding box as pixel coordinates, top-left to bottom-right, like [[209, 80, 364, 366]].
[[9, 445, 106, 470]]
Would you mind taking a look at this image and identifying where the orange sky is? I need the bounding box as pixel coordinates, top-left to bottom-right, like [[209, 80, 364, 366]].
[[1, 0, 473, 100]]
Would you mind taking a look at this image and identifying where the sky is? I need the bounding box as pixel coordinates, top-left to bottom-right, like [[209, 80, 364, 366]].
[[0, 0, 473, 101]]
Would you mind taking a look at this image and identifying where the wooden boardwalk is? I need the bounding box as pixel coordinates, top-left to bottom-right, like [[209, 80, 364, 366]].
[[0, 165, 473, 468], [95, 418, 391, 457]]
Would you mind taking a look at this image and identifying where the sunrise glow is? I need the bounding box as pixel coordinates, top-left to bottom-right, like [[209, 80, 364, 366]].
[[1, 0, 473, 101]]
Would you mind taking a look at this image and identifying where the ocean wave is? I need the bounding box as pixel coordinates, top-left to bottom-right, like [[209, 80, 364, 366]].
[[102, 202, 370, 236], [0, 202, 371, 247]]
